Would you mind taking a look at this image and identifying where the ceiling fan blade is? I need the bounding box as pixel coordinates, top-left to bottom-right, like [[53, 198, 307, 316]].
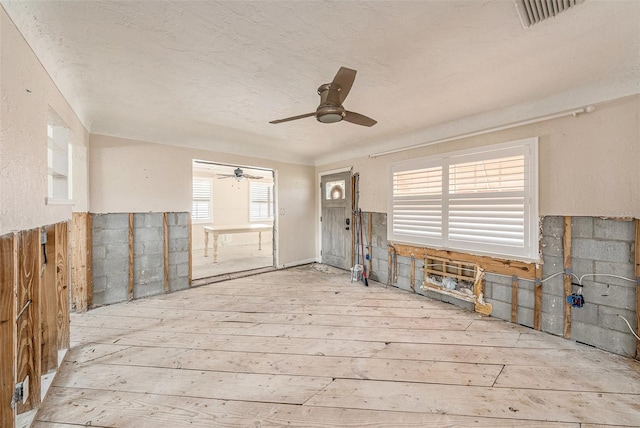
[[269, 112, 315, 124], [243, 174, 263, 180], [217, 175, 233, 179], [332, 67, 357, 104], [343, 111, 377, 127]]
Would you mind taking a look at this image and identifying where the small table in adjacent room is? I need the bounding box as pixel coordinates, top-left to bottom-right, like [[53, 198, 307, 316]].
[[203, 224, 273, 263]]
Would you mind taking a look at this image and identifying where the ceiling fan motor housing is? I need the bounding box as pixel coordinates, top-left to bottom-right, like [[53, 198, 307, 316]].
[[316, 83, 345, 123]]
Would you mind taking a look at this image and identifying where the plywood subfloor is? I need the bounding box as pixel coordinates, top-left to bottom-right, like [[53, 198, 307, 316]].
[[35, 264, 640, 427]]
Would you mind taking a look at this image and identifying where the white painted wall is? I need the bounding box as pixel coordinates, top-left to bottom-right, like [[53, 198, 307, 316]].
[[317, 95, 640, 218], [90, 134, 315, 267], [0, 9, 89, 235]]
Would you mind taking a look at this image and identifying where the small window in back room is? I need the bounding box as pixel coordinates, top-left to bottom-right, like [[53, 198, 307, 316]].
[[192, 177, 212, 221], [250, 181, 274, 221], [46, 109, 72, 204]]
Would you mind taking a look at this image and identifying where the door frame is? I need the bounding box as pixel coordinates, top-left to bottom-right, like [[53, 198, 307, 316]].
[[191, 159, 278, 276], [317, 166, 353, 265]]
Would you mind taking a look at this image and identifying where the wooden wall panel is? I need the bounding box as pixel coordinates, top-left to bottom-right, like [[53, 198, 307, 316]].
[[128, 213, 134, 301], [163, 212, 169, 293], [0, 233, 16, 427], [534, 264, 542, 331], [563, 217, 572, 339], [40, 226, 58, 373], [16, 228, 41, 414], [635, 218, 639, 359], [392, 243, 536, 280], [71, 213, 89, 313], [56, 222, 70, 350]]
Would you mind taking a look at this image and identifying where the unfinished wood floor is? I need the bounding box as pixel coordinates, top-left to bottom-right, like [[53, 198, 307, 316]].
[[34, 264, 640, 427]]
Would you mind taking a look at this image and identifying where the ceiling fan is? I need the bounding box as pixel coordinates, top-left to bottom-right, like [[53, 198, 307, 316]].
[[269, 67, 377, 127], [217, 168, 263, 181]]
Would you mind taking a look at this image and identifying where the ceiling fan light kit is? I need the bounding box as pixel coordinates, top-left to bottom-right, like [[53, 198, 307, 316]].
[[270, 66, 377, 127]]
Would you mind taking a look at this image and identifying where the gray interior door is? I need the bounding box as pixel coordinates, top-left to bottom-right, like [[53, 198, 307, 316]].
[[321, 171, 352, 270]]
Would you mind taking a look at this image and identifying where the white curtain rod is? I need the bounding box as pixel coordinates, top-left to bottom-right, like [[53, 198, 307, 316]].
[[369, 105, 596, 158]]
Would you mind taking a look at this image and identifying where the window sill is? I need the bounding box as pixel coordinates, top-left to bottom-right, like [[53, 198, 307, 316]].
[[45, 198, 75, 206]]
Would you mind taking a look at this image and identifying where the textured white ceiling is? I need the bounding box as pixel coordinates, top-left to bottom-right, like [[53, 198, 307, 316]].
[[2, 1, 639, 165]]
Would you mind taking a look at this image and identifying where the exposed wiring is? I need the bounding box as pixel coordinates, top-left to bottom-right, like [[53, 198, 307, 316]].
[[574, 273, 637, 285], [617, 314, 640, 341]]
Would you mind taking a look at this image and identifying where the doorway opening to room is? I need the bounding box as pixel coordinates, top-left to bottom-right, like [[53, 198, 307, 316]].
[[191, 160, 276, 280]]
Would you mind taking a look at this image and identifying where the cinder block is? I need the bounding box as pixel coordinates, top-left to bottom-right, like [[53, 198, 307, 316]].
[[581, 281, 635, 311], [141, 213, 164, 228], [143, 240, 164, 256], [91, 214, 107, 230], [571, 217, 593, 239], [518, 288, 534, 309], [487, 299, 511, 321], [103, 258, 129, 276], [372, 246, 388, 261], [135, 253, 163, 270], [570, 258, 595, 278], [170, 276, 190, 292], [134, 279, 164, 299], [92, 275, 106, 293], [425, 290, 474, 311], [398, 262, 412, 279], [136, 266, 164, 284], [169, 225, 189, 240], [540, 235, 562, 258], [571, 302, 598, 325], [92, 245, 106, 261], [593, 218, 635, 241], [517, 307, 534, 328], [572, 238, 631, 263], [105, 244, 129, 260], [92, 261, 105, 278], [488, 283, 512, 303], [169, 251, 189, 265], [598, 305, 636, 334], [484, 273, 513, 287], [91, 230, 106, 246], [169, 238, 189, 252], [165, 212, 188, 226], [541, 255, 563, 277], [396, 276, 411, 291], [105, 213, 130, 229], [542, 294, 564, 316], [519, 279, 534, 291], [571, 321, 636, 357], [542, 216, 564, 238], [594, 261, 635, 287], [483, 282, 493, 299], [103, 273, 129, 304], [101, 228, 129, 245], [541, 311, 563, 337], [541, 279, 564, 298], [136, 226, 163, 243], [372, 212, 387, 227], [166, 264, 177, 279], [177, 263, 190, 277]]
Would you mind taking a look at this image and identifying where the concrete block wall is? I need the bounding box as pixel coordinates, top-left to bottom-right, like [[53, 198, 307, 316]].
[[92, 212, 190, 307], [363, 211, 638, 358], [167, 212, 190, 292], [92, 213, 130, 305]]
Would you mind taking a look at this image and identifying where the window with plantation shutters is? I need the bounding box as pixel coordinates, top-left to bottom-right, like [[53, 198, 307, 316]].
[[192, 178, 212, 221], [250, 182, 274, 221], [389, 138, 539, 261]]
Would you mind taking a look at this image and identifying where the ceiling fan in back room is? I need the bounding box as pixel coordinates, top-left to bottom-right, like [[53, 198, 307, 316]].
[[269, 66, 377, 127], [217, 168, 263, 182]]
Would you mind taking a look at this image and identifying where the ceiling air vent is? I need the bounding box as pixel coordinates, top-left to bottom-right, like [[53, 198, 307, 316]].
[[515, 0, 585, 28]]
